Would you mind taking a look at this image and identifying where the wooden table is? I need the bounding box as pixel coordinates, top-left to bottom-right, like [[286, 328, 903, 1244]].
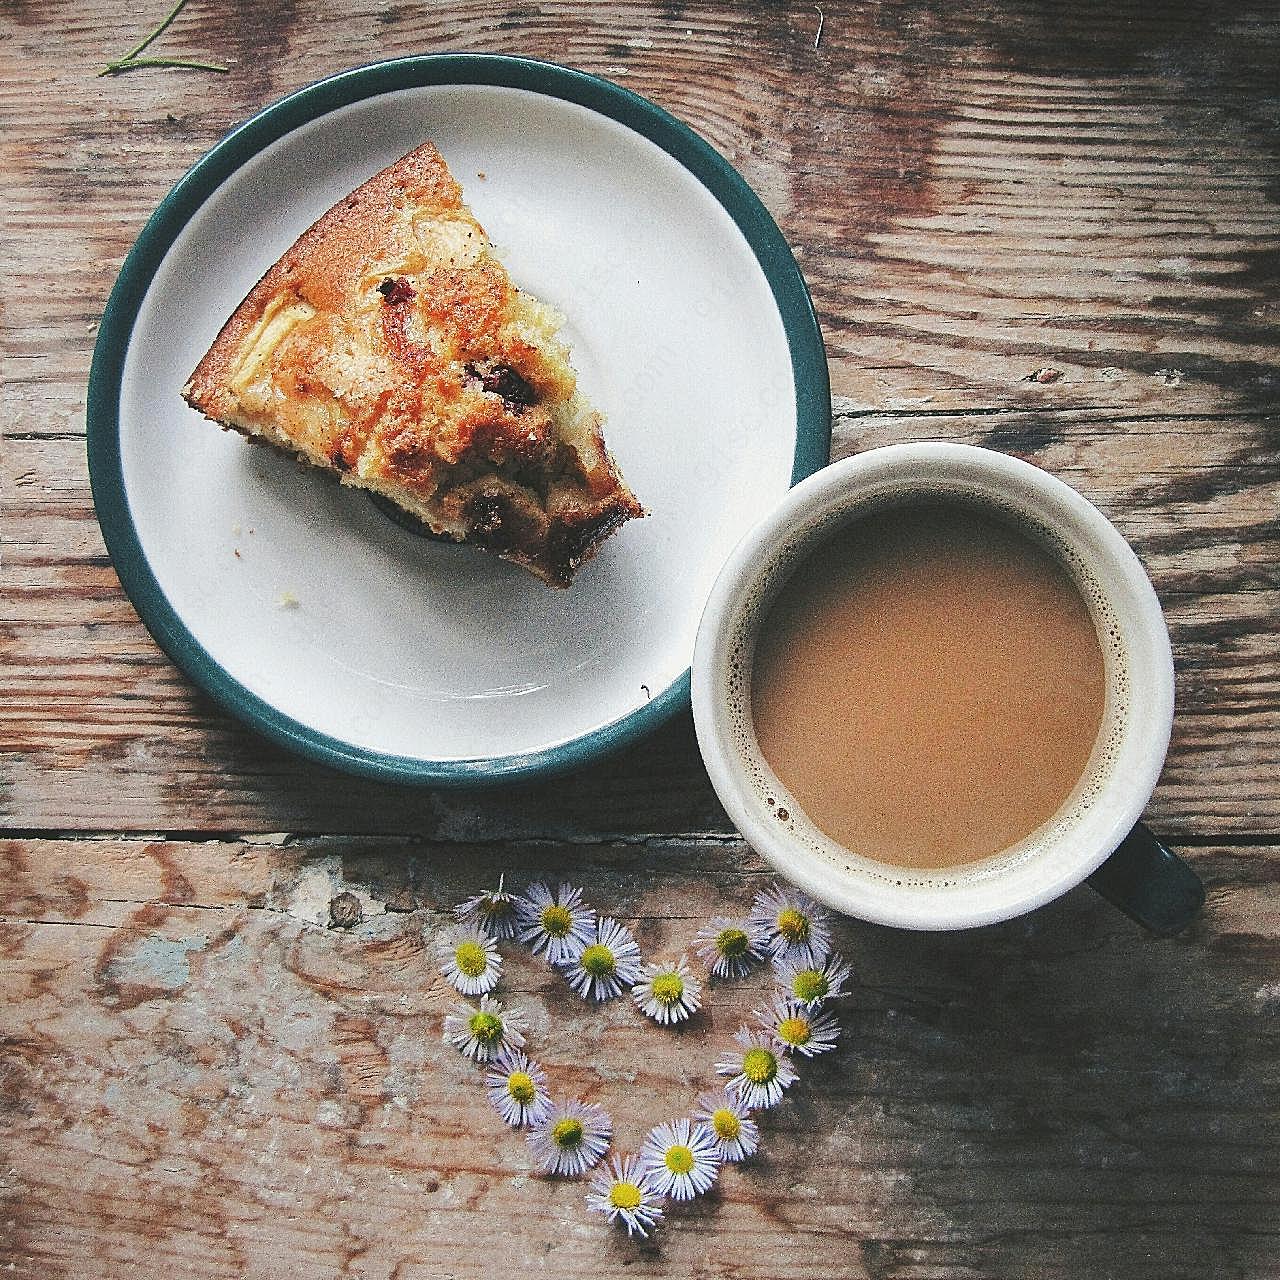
[[4, 3, 1279, 1276]]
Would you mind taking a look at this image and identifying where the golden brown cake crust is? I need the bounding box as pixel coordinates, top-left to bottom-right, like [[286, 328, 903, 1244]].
[[183, 141, 642, 587], [185, 145, 455, 408]]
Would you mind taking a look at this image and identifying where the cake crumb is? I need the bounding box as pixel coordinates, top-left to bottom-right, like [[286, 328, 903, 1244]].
[[277, 590, 300, 609]]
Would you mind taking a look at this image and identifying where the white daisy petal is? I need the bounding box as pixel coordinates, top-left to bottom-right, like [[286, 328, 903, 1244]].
[[692, 1089, 760, 1163], [754, 994, 841, 1057], [638, 1118, 721, 1200], [439, 924, 502, 996], [485, 1049, 552, 1128], [692, 915, 769, 980], [442, 994, 526, 1063], [516, 881, 596, 966], [528, 1099, 613, 1177], [715, 1025, 798, 1109], [749, 884, 833, 968], [563, 917, 643, 1002], [773, 950, 852, 1007], [586, 1154, 664, 1238], [453, 874, 521, 940], [632, 955, 701, 1025]]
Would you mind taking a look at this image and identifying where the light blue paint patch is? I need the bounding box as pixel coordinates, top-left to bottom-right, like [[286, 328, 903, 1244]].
[[111, 934, 207, 990]]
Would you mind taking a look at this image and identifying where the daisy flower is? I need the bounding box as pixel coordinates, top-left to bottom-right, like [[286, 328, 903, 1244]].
[[442, 994, 526, 1063], [485, 1048, 552, 1128], [563, 917, 643, 1001], [639, 1118, 720, 1201], [439, 924, 502, 996], [754, 994, 841, 1057], [773, 950, 852, 1008], [585, 1154, 664, 1238], [631, 956, 701, 1025], [528, 1099, 613, 1177], [715, 1025, 797, 1110], [750, 884, 832, 968], [517, 881, 596, 966], [692, 915, 768, 980], [453, 875, 520, 940], [692, 1089, 760, 1163]]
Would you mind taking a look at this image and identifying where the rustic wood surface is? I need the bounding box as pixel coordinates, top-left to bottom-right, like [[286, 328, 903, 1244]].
[[2, 2, 1278, 1277]]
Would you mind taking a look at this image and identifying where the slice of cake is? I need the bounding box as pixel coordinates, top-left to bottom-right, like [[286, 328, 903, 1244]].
[[183, 142, 643, 586]]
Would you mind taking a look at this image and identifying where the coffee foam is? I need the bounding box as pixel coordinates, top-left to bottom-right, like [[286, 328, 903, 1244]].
[[725, 486, 1130, 890]]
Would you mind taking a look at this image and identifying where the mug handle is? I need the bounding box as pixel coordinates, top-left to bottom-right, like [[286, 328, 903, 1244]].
[[1086, 823, 1205, 936]]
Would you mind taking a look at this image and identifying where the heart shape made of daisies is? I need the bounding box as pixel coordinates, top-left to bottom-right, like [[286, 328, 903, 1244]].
[[435, 876, 852, 1239]]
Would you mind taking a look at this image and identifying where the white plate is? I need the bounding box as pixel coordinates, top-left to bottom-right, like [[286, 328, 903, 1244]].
[[88, 56, 830, 783]]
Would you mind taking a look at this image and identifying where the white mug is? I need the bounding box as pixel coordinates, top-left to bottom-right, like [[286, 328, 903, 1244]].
[[692, 442, 1203, 933]]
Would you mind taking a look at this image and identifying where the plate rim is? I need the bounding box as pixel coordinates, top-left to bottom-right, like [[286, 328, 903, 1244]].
[[86, 53, 832, 787]]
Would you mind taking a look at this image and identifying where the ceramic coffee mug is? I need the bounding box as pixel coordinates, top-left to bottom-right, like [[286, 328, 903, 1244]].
[[692, 442, 1204, 933]]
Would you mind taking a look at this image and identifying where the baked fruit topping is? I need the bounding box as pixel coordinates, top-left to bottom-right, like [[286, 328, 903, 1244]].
[[183, 142, 643, 586]]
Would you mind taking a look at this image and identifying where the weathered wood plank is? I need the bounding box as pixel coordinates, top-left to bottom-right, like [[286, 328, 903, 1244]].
[[4, 410, 1277, 836], [2, 835, 1277, 1279]]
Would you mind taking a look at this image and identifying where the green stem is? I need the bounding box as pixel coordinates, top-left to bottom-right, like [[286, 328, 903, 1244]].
[[98, 0, 228, 76], [118, 0, 190, 62], [100, 56, 229, 76]]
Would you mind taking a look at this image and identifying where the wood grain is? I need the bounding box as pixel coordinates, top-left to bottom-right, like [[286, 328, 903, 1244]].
[[3, 2, 1279, 1277], [3, 835, 1278, 1280]]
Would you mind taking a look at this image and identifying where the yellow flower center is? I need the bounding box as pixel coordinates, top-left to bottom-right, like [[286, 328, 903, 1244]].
[[742, 1047, 778, 1084], [651, 972, 685, 1005], [778, 1015, 811, 1047], [777, 907, 809, 943], [552, 1117, 584, 1149], [483, 896, 515, 919], [609, 1182, 643, 1211], [506, 1071, 535, 1105], [716, 927, 749, 959], [540, 903, 573, 937], [711, 1108, 741, 1140], [469, 1011, 503, 1043], [454, 940, 488, 978], [580, 943, 616, 978], [791, 969, 829, 1003], [664, 1144, 695, 1175]]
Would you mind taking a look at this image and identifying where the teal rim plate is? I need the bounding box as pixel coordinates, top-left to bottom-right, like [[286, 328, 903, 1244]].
[[87, 54, 831, 786]]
